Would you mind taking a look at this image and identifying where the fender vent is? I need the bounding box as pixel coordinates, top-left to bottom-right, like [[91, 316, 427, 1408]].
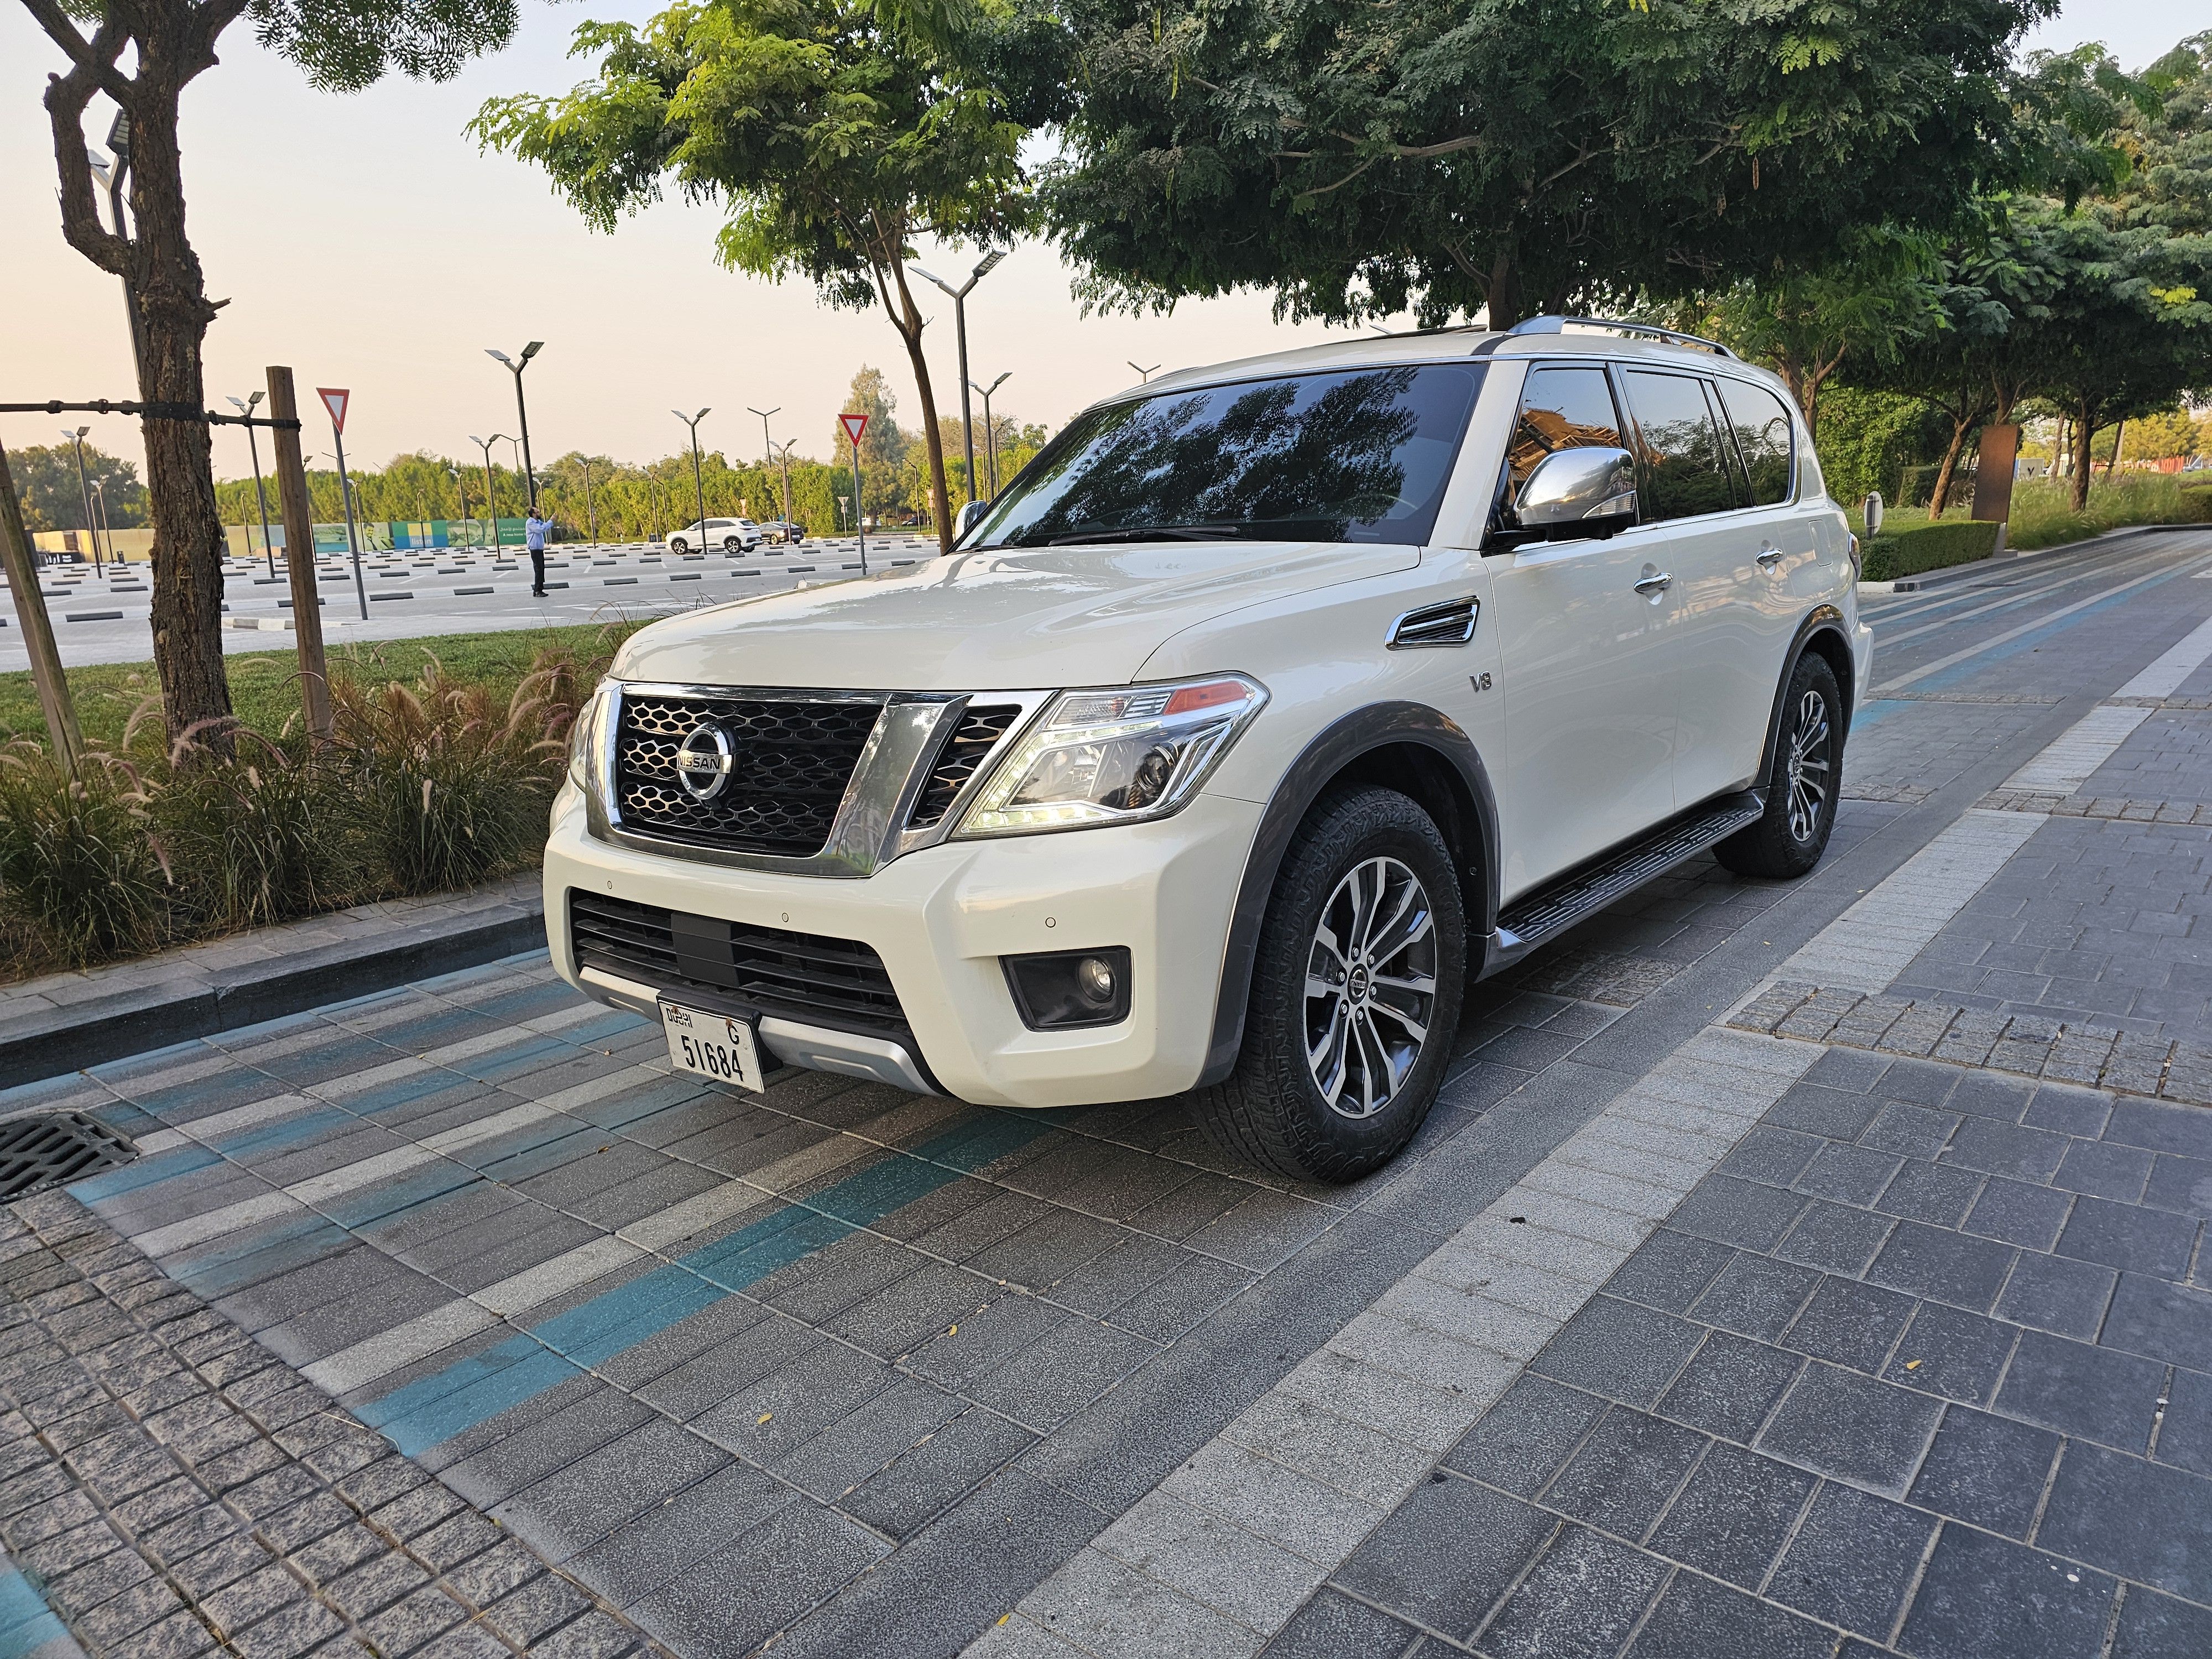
[[1387, 596, 1480, 649], [0, 1112, 136, 1201], [910, 704, 1023, 828]]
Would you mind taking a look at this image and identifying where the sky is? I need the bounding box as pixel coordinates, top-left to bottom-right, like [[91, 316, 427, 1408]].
[[0, 0, 2199, 487]]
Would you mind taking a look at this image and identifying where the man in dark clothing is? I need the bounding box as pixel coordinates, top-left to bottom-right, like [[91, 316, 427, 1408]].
[[525, 510, 549, 597]]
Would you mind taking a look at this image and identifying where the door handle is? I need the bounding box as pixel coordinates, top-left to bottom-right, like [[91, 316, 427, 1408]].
[[1756, 544, 1783, 568], [1633, 572, 1672, 594]]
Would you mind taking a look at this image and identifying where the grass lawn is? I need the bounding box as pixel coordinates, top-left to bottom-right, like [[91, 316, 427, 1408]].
[[1892, 474, 2212, 551], [0, 620, 637, 753]]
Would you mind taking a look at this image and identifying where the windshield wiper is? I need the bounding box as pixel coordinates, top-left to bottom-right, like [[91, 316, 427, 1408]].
[[1041, 524, 1250, 546]]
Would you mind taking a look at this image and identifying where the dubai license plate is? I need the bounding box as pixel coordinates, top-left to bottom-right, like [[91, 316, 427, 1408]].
[[661, 1000, 766, 1092]]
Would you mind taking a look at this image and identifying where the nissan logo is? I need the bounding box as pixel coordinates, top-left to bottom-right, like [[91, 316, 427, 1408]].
[[674, 723, 737, 802]]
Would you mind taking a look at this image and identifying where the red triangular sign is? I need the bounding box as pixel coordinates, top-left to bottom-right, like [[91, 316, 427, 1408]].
[[316, 387, 349, 434], [839, 413, 868, 447]]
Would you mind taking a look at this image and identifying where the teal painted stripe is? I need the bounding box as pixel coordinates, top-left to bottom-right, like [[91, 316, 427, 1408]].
[[0, 1560, 79, 1659], [358, 1109, 1051, 1452], [68, 1145, 219, 1202]]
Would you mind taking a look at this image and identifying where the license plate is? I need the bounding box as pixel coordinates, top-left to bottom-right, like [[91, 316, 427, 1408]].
[[661, 1001, 766, 1092]]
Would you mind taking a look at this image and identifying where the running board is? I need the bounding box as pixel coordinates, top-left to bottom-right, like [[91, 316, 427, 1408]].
[[1485, 790, 1766, 974]]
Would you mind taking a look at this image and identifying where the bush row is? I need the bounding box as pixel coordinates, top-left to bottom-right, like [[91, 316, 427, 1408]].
[[1859, 519, 2003, 583], [0, 645, 601, 976]]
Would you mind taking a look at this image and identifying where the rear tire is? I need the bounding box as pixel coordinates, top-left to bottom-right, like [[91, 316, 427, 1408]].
[[1715, 651, 1844, 880], [1191, 787, 1467, 1183], [724, 536, 743, 554]]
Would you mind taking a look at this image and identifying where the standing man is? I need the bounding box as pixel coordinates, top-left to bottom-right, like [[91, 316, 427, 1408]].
[[525, 509, 549, 597]]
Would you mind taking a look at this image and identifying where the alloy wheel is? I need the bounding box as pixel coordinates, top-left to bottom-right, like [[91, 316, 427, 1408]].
[[1305, 856, 1439, 1120], [1785, 687, 1833, 843]]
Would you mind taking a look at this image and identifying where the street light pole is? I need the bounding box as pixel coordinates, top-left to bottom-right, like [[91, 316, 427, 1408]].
[[772, 439, 797, 532], [674, 408, 711, 549], [1129, 361, 1161, 384], [580, 459, 598, 545], [86, 124, 148, 389], [323, 442, 368, 620], [90, 482, 111, 574], [62, 426, 101, 572], [469, 435, 505, 548], [485, 342, 544, 514], [971, 372, 1011, 498], [228, 392, 276, 577], [910, 251, 1006, 504]]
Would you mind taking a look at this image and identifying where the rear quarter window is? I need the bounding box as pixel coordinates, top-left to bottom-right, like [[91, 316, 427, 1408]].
[[1716, 380, 1798, 506]]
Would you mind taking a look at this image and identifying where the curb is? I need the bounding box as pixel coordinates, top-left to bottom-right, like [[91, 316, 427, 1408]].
[[0, 902, 548, 1088]]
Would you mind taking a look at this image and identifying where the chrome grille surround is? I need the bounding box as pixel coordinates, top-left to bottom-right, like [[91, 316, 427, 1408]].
[[585, 681, 1052, 877]]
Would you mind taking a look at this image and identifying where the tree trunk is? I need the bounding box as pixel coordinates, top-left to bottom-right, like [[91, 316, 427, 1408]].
[[1485, 250, 1524, 330], [1928, 417, 1973, 517], [42, 11, 234, 757], [881, 259, 954, 555], [2071, 405, 2096, 514]]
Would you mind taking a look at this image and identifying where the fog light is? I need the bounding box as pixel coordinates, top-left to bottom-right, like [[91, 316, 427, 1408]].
[[1003, 947, 1133, 1030]]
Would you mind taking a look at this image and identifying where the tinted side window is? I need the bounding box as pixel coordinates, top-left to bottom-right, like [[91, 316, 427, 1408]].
[[1624, 371, 1740, 522], [1502, 367, 1624, 514], [1717, 381, 1797, 506]]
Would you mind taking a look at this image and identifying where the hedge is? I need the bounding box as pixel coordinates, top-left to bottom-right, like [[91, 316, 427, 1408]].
[[1859, 518, 2002, 583]]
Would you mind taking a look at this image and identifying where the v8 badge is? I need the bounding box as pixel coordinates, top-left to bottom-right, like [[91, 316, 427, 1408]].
[[1469, 672, 1494, 693]]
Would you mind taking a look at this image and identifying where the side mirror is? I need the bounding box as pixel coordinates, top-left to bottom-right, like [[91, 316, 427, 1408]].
[[1499, 446, 1637, 547], [954, 500, 990, 543], [1863, 492, 1885, 538]]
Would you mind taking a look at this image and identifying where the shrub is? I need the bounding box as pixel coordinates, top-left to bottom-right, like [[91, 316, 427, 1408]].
[[1859, 518, 2002, 582], [0, 635, 615, 977]]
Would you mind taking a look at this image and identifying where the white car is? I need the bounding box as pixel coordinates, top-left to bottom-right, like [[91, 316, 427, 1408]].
[[667, 518, 760, 554], [550, 317, 1872, 1182]]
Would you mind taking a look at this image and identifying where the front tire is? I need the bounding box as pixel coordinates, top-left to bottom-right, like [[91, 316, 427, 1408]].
[[1191, 787, 1467, 1183], [669, 536, 689, 555], [1715, 651, 1844, 879]]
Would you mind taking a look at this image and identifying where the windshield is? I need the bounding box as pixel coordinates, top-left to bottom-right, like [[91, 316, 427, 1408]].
[[961, 364, 1485, 550]]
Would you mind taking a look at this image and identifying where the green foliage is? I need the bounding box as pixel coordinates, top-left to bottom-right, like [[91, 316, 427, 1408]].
[[1813, 387, 1950, 509], [0, 631, 622, 975], [252, 0, 521, 92], [1859, 519, 2002, 582], [2004, 473, 2212, 550], [3, 443, 148, 531], [1030, 0, 2053, 327]]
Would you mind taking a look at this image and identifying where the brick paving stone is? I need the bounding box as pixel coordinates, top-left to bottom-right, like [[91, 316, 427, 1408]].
[[0, 1196, 663, 1659]]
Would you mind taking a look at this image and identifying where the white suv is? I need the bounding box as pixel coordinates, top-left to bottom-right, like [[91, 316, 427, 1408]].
[[550, 319, 1872, 1182], [667, 518, 760, 554]]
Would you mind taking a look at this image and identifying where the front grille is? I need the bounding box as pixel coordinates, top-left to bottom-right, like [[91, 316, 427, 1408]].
[[615, 692, 881, 857], [570, 891, 907, 1036], [910, 704, 1022, 829]]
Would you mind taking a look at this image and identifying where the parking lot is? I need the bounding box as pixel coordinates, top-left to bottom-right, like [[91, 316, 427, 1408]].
[[8, 528, 2212, 1658], [2, 535, 945, 671]]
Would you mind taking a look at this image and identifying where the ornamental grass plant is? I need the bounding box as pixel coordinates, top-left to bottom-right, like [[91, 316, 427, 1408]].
[[0, 634, 613, 977]]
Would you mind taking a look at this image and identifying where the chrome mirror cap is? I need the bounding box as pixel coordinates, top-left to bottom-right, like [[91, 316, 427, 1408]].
[[1515, 446, 1638, 533]]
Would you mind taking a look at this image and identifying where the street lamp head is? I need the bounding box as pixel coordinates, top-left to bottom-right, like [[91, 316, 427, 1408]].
[[974, 249, 1006, 278], [86, 149, 111, 187], [72, 425, 88, 439], [521, 341, 544, 362], [696, 406, 710, 421], [486, 349, 513, 367]]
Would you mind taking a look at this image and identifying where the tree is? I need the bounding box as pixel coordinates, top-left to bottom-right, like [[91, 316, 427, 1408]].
[[3, 442, 149, 530], [21, 0, 518, 748], [473, 0, 1030, 552], [2122, 409, 2198, 461], [1029, 0, 2055, 329]]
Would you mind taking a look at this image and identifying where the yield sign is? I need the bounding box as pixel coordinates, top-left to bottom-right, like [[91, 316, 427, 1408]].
[[316, 387, 350, 434], [838, 413, 868, 448]]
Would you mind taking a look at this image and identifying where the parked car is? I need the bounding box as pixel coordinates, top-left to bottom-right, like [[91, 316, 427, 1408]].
[[759, 520, 806, 544], [666, 518, 760, 554], [550, 317, 1870, 1182]]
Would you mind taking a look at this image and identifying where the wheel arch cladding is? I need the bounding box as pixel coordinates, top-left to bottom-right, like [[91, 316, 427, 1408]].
[[1756, 608, 1853, 785], [1198, 701, 1498, 1087]]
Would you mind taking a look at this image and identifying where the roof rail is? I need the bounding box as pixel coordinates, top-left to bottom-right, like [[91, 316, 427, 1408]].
[[1506, 315, 1736, 359]]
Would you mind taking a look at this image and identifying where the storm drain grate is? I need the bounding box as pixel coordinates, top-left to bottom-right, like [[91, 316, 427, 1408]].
[[0, 1113, 135, 1201]]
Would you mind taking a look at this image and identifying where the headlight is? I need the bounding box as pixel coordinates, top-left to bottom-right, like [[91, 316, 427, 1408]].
[[955, 674, 1267, 837], [567, 682, 611, 789]]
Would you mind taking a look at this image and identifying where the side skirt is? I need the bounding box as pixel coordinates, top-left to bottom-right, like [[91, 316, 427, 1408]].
[[1480, 789, 1766, 978]]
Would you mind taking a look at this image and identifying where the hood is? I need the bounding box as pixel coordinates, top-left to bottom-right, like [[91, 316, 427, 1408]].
[[611, 539, 1419, 690]]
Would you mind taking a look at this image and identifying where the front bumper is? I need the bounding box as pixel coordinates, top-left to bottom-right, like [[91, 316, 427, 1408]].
[[543, 781, 1263, 1108]]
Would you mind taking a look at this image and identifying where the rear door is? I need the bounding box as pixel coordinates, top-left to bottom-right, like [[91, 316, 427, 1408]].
[[1614, 368, 1775, 806], [1488, 363, 1681, 896]]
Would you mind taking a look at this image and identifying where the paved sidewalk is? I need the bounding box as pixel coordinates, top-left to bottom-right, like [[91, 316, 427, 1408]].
[[6, 528, 2210, 1658], [0, 1191, 659, 1657]]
